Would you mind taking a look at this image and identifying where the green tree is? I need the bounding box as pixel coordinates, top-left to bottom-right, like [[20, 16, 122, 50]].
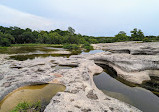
[[68, 27, 75, 35], [10, 26, 25, 43], [48, 32, 62, 44], [0, 38, 10, 46], [115, 31, 128, 41], [156, 36, 159, 41], [143, 37, 151, 42], [130, 28, 144, 41], [25, 28, 32, 32], [42, 33, 49, 44], [0, 32, 14, 46], [20, 32, 35, 43]]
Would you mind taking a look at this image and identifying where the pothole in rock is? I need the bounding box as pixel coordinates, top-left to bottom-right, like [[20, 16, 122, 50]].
[[96, 63, 159, 94], [94, 63, 159, 112], [0, 83, 65, 112]]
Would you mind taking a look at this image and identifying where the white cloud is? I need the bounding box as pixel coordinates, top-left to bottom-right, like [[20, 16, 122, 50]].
[[40, 0, 159, 36], [1, 0, 159, 36], [0, 4, 60, 30]]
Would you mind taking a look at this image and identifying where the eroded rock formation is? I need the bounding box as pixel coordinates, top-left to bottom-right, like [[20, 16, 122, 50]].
[[91, 42, 159, 85], [0, 53, 141, 112]]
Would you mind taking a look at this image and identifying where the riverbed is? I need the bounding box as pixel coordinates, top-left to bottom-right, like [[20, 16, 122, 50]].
[[0, 45, 159, 111]]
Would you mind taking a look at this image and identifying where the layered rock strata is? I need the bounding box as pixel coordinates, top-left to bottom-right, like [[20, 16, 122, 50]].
[[91, 42, 159, 84], [0, 54, 141, 112]]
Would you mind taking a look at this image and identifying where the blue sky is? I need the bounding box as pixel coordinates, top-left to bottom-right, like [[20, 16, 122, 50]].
[[0, 0, 159, 36]]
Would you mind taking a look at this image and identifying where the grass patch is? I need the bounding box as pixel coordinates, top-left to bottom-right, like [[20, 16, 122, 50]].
[[63, 43, 93, 51], [82, 43, 94, 51], [11, 44, 63, 47], [0, 46, 9, 49], [10, 101, 42, 112], [63, 44, 80, 50]]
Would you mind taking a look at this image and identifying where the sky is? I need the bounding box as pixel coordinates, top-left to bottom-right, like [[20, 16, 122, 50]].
[[0, 0, 159, 36]]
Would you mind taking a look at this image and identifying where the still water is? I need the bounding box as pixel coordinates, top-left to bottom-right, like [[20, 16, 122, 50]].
[[94, 72, 159, 112], [81, 50, 104, 54], [0, 84, 65, 112], [1, 46, 105, 61]]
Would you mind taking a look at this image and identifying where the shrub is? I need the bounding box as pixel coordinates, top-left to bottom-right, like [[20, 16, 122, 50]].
[[82, 42, 93, 51], [0, 38, 11, 47], [84, 45, 93, 50], [11, 101, 42, 112], [63, 44, 79, 50], [143, 37, 151, 42]]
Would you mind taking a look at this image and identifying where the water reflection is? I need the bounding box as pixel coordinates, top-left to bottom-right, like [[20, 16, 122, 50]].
[[10, 54, 72, 61], [94, 72, 159, 112], [7, 46, 105, 61], [81, 50, 104, 54]]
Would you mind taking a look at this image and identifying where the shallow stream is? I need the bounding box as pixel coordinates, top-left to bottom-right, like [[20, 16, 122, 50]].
[[0, 46, 105, 61]]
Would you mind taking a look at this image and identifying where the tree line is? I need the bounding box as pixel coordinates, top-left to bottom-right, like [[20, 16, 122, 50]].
[[0, 26, 98, 47], [97, 28, 159, 43], [0, 26, 159, 47]]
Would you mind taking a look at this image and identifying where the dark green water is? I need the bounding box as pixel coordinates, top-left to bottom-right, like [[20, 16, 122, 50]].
[[0, 46, 72, 61], [1, 46, 104, 61], [9, 54, 72, 61], [94, 72, 159, 112], [0, 46, 58, 54]]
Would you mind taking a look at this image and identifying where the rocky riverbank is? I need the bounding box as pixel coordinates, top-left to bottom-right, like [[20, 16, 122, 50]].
[[0, 52, 141, 111], [91, 42, 159, 84], [2, 41, 158, 111], [91, 42, 159, 95]]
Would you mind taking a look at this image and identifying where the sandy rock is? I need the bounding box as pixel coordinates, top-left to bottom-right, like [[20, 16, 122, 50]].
[[0, 49, 142, 112], [0, 75, 4, 80], [90, 42, 159, 84], [2, 82, 11, 87], [49, 50, 71, 54], [49, 73, 63, 78], [44, 58, 141, 112]]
